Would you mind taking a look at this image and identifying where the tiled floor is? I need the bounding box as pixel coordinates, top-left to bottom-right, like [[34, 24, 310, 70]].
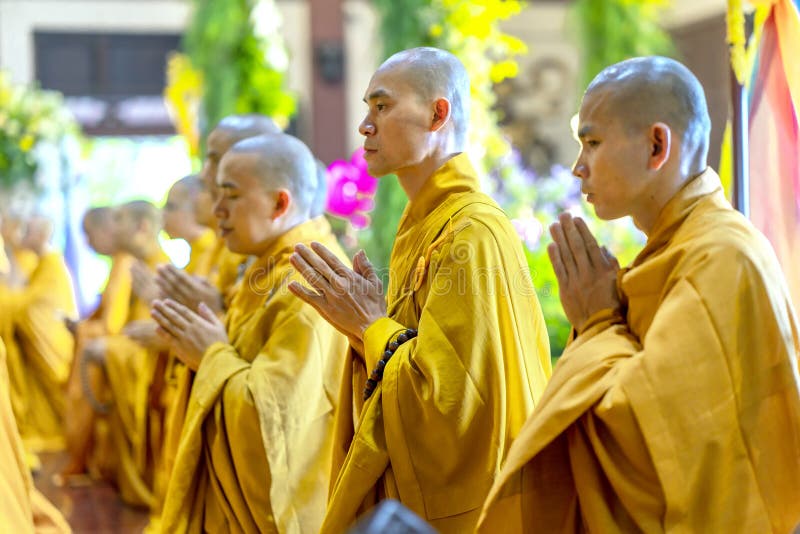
[[34, 452, 150, 534]]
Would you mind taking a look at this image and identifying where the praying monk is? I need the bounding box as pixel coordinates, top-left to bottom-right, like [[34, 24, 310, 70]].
[[0, 338, 70, 533], [8, 215, 78, 454], [149, 115, 282, 528], [77, 200, 170, 507], [145, 174, 216, 529], [289, 47, 552, 533], [162, 174, 216, 276], [478, 56, 800, 532], [59, 205, 136, 484], [156, 114, 282, 315], [153, 133, 348, 533]]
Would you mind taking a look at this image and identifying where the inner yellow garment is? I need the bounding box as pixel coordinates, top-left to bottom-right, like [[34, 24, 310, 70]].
[[160, 217, 348, 534], [477, 169, 800, 533], [321, 153, 551, 534], [0, 338, 71, 533]]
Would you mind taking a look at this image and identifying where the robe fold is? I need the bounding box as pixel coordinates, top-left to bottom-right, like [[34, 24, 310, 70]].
[[160, 218, 348, 534], [0, 339, 71, 533], [2, 251, 77, 452], [321, 153, 551, 534], [147, 226, 220, 529], [102, 247, 170, 508], [477, 169, 800, 533]]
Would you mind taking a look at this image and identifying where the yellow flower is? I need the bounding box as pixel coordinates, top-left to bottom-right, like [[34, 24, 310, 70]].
[[19, 134, 35, 152], [727, 0, 746, 84]]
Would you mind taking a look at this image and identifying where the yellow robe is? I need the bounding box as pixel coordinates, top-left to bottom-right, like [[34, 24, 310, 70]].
[[76, 252, 136, 341], [321, 154, 552, 534], [477, 169, 800, 533], [2, 251, 77, 452], [147, 226, 219, 527], [207, 236, 247, 308], [0, 339, 71, 533], [101, 247, 171, 508], [183, 228, 217, 277], [160, 218, 348, 534]]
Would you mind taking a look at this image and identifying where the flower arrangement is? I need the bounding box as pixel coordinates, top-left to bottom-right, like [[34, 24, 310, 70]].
[[0, 72, 79, 190]]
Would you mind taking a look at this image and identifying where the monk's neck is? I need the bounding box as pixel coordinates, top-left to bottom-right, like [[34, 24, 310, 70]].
[[396, 152, 459, 202]]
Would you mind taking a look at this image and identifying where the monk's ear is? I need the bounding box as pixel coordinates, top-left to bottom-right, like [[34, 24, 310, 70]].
[[271, 189, 292, 220], [647, 122, 671, 171], [431, 98, 451, 132]]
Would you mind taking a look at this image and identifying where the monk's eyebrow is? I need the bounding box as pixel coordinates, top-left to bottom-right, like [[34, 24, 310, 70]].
[[577, 125, 594, 139], [363, 89, 391, 103]]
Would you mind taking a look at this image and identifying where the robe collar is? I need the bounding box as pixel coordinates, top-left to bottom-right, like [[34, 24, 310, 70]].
[[633, 167, 725, 267], [404, 153, 480, 225], [245, 216, 334, 279]]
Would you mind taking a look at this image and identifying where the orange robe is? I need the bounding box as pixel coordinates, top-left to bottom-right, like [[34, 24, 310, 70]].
[[477, 169, 800, 532]]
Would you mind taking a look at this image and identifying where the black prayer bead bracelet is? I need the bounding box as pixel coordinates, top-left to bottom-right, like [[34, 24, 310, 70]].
[[363, 328, 418, 400]]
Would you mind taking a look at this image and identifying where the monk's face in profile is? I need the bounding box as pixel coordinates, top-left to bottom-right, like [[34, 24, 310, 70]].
[[214, 152, 285, 256], [359, 64, 434, 178], [572, 88, 651, 221], [193, 179, 215, 228], [163, 183, 194, 239], [83, 216, 117, 256]]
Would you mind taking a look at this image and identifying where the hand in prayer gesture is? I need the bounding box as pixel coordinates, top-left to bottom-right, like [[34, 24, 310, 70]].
[[288, 243, 386, 355], [155, 264, 224, 314], [131, 261, 161, 305], [151, 299, 229, 371], [123, 319, 167, 351], [547, 213, 621, 332]]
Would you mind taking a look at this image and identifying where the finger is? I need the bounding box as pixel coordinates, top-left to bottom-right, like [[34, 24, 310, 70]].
[[164, 299, 198, 324], [559, 213, 592, 274], [547, 242, 568, 287], [310, 241, 353, 277], [290, 249, 333, 290], [157, 265, 192, 298], [573, 217, 605, 268], [602, 246, 621, 270], [354, 250, 381, 286], [197, 302, 220, 325], [293, 244, 339, 285], [287, 280, 325, 308], [549, 222, 578, 279], [150, 306, 184, 339]]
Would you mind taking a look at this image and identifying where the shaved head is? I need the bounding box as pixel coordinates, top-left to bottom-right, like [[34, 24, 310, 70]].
[[83, 206, 114, 230], [377, 47, 470, 149], [83, 206, 117, 255], [222, 133, 318, 219], [585, 56, 711, 167], [121, 200, 161, 237], [312, 159, 329, 218], [212, 114, 282, 154]]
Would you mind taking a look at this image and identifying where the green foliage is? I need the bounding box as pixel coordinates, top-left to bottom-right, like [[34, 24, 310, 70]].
[[0, 72, 78, 191], [183, 0, 296, 140], [371, 0, 438, 56], [571, 0, 675, 90]]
